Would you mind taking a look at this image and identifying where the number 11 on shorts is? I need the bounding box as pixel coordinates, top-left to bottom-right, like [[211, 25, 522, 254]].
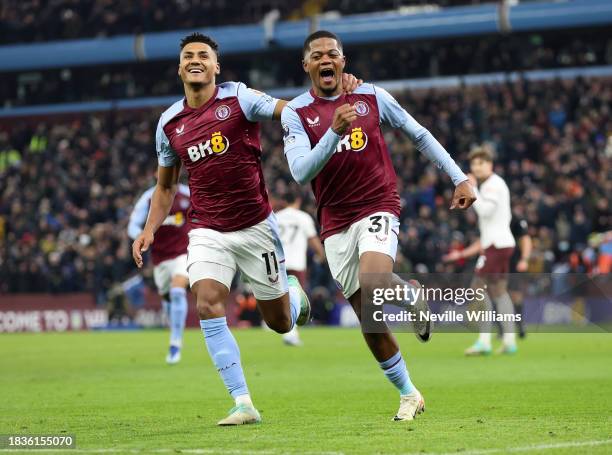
[[262, 251, 279, 276]]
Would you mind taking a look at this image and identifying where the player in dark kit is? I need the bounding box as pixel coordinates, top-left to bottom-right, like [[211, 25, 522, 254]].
[[281, 31, 475, 421], [509, 216, 532, 338], [128, 184, 191, 364], [131, 33, 361, 425]]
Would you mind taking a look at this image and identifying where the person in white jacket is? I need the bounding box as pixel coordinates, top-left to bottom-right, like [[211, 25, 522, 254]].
[[444, 146, 518, 355]]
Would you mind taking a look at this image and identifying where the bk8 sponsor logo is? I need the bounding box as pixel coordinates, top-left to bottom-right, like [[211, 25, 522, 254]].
[[187, 131, 229, 162], [336, 127, 368, 153], [162, 211, 185, 227]]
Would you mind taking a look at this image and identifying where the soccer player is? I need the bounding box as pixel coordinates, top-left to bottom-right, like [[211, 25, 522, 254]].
[[280, 31, 475, 420], [131, 32, 360, 426], [447, 146, 518, 355], [509, 215, 532, 338], [128, 183, 190, 364], [444, 212, 532, 340], [276, 192, 326, 346]]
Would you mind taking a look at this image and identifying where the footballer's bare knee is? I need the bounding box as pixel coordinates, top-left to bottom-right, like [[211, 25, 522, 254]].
[[193, 279, 228, 319]]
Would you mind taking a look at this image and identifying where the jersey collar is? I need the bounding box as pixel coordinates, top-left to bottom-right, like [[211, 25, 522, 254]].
[[309, 87, 344, 103], [182, 86, 220, 113]]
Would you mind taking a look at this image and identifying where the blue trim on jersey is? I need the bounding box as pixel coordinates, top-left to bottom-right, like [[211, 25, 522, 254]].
[[286, 91, 315, 110], [156, 99, 184, 167], [218, 81, 279, 122]]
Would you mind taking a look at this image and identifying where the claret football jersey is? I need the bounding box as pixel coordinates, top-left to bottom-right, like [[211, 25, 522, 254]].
[[282, 83, 403, 240], [156, 82, 278, 232]]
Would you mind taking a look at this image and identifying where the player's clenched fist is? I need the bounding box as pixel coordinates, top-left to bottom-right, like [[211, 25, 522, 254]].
[[450, 180, 477, 210], [331, 104, 357, 135], [132, 230, 154, 268]]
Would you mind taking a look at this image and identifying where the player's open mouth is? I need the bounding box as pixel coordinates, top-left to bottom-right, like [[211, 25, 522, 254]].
[[188, 67, 204, 74], [320, 68, 335, 84]]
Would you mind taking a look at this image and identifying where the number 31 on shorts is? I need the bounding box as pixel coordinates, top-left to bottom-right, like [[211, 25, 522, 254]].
[[368, 215, 391, 235]]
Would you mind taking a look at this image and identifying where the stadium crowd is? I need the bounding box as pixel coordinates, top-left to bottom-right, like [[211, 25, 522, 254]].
[[3, 27, 611, 107], [2, 0, 495, 44], [1, 78, 610, 317]]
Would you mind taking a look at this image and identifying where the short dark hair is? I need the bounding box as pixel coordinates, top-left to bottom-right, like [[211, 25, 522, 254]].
[[303, 30, 342, 57], [180, 32, 219, 55], [468, 145, 495, 162]]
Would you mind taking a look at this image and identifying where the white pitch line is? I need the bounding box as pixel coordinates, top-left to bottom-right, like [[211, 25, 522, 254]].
[[1, 439, 611, 455], [433, 438, 612, 455]]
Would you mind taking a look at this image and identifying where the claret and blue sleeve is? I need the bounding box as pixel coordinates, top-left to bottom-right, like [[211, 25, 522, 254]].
[[374, 86, 468, 186]]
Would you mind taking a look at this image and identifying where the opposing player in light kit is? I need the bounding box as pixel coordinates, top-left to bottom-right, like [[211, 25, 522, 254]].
[[444, 210, 532, 340], [445, 146, 518, 355], [276, 192, 326, 346], [131, 33, 361, 426], [128, 183, 190, 364], [281, 31, 476, 421]]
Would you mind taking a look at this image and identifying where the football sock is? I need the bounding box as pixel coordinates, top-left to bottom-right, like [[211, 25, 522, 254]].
[[200, 317, 250, 399], [169, 287, 188, 347], [477, 290, 493, 348], [287, 285, 301, 329], [478, 332, 492, 348], [494, 292, 516, 345], [379, 351, 415, 396]]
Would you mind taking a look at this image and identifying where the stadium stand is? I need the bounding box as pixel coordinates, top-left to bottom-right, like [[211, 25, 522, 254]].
[[1, 0, 495, 44], [2, 26, 611, 107], [1, 76, 610, 296]]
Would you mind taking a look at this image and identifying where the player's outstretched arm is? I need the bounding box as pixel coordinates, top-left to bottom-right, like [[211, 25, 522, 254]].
[[270, 73, 362, 120], [341, 73, 364, 95], [132, 164, 180, 268], [374, 86, 475, 208], [238, 74, 362, 122], [451, 181, 477, 210]]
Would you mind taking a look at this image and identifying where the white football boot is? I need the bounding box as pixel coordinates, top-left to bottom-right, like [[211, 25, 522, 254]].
[[217, 404, 262, 426], [393, 389, 425, 421]]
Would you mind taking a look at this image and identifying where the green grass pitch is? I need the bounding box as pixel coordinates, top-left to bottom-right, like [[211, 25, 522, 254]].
[[1, 328, 611, 454]]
